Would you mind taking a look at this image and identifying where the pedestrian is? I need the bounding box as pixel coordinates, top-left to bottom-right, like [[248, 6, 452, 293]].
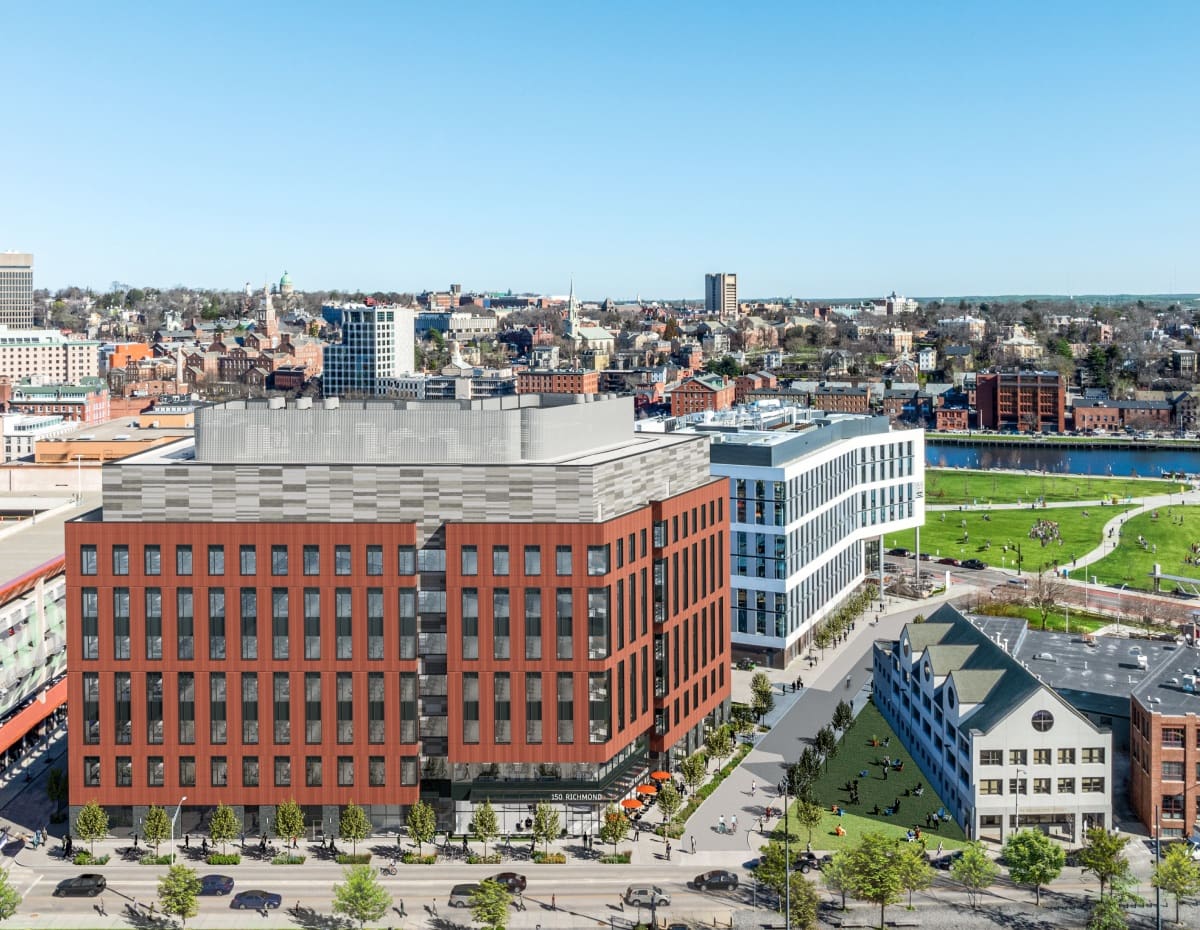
[[883, 767, 888, 781], [935, 841, 943, 857], [731, 815, 737, 833], [431, 900, 438, 918], [98, 897, 106, 916], [618, 892, 624, 911], [184, 833, 190, 848], [718, 814, 725, 834], [132, 832, 138, 848], [399, 900, 406, 918], [666, 841, 671, 860], [799, 677, 804, 689], [552, 894, 556, 910], [691, 835, 696, 854], [751, 779, 756, 795]]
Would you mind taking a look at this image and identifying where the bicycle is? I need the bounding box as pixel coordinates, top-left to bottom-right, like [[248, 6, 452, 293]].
[[381, 860, 398, 876]]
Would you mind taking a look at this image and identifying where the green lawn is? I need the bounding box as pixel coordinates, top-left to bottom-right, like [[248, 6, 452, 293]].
[[1086, 505, 1200, 593], [972, 603, 1109, 634], [886, 504, 1131, 572], [925, 469, 1179, 506], [781, 703, 967, 853]]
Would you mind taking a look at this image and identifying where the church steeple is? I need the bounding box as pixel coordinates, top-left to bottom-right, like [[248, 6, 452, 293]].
[[565, 276, 580, 339]]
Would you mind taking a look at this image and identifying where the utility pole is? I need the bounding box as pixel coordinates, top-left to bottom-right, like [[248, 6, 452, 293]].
[[1155, 804, 1162, 930]]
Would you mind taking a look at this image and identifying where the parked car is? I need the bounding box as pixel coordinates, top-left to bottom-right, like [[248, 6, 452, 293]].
[[449, 884, 481, 908], [1007, 577, 1029, 587], [692, 870, 739, 891], [199, 874, 235, 896], [962, 559, 987, 570], [735, 658, 756, 671], [625, 885, 671, 907], [887, 548, 910, 557], [54, 874, 106, 897], [487, 872, 527, 893], [937, 557, 960, 566], [932, 850, 965, 870], [664, 924, 691, 930], [231, 890, 281, 910], [918, 553, 933, 561], [796, 852, 830, 874]]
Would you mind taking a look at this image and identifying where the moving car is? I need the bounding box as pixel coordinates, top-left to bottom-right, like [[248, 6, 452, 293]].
[[54, 874, 106, 897], [230, 890, 282, 910], [962, 559, 986, 570], [692, 870, 738, 891], [487, 872, 527, 893], [199, 874, 234, 896], [449, 884, 481, 908], [937, 557, 960, 566], [931, 850, 965, 870], [625, 885, 671, 906], [796, 852, 830, 874], [887, 548, 910, 557]]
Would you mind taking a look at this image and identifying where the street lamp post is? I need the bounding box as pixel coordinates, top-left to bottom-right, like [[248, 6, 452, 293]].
[[1014, 769, 1026, 836], [1155, 804, 1162, 930], [169, 795, 187, 858], [783, 775, 791, 930]]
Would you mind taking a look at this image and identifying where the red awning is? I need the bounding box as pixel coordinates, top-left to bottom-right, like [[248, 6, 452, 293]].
[[0, 678, 67, 756]]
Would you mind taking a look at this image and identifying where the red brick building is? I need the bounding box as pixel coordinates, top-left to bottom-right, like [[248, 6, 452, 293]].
[[516, 369, 600, 395], [935, 406, 971, 431], [976, 371, 1065, 433], [669, 375, 735, 417], [733, 372, 778, 405], [66, 394, 729, 838]]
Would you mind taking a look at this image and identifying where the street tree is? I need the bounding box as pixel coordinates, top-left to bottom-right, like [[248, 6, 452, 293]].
[[157, 863, 200, 927], [832, 700, 854, 733], [657, 781, 682, 832], [680, 753, 707, 794], [793, 800, 823, 847], [754, 842, 790, 899], [705, 727, 733, 770], [1086, 894, 1128, 930], [473, 799, 499, 857], [599, 806, 630, 855], [331, 865, 391, 930], [814, 726, 838, 772], [1028, 573, 1068, 630], [0, 868, 21, 921], [470, 878, 511, 930], [785, 872, 820, 930], [896, 843, 934, 907], [532, 802, 560, 855], [1078, 826, 1131, 900], [752, 689, 774, 724], [1001, 828, 1064, 906], [208, 803, 240, 855], [950, 841, 999, 908], [142, 805, 171, 857], [275, 799, 305, 849], [406, 800, 437, 856], [750, 671, 774, 704], [1152, 842, 1200, 925], [339, 802, 371, 855], [822, 851, 853, 910], [814, 625, 834, 657], [843, 833, 904, 929], [74, 801, 109, 855]]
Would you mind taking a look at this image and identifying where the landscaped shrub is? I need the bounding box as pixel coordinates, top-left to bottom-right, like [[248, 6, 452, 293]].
[[466, 853, 502, 864], [401, 853, 437, 865], [600, 852, 632, 864], [532, 851, 566, 864], [271, 854, 306, 865], [72, 852, 110, 866], [139, 854, 174, 865], [206, 853, 241, 865], [335, 853, 372, 865]]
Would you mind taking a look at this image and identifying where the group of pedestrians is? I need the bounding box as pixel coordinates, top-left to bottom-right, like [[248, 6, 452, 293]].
[[716, 814, 738, 834]]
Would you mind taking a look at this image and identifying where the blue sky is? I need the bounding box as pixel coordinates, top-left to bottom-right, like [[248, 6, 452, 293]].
[[2, 1, 1197, 297]]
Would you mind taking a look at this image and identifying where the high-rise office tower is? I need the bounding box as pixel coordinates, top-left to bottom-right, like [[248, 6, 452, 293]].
[[704, 272, 737, 319], [322, 302, 416, 396], [0, 253, 34, 328]]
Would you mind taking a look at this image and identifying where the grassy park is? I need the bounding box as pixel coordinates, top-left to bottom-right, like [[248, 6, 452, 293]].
[[785, 703, 967, 853], [1087, 505, 1200, 593], [925, 468, 1179, 506], [886, 504, 1132, 572]]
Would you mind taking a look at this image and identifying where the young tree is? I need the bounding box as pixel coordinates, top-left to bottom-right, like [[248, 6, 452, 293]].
[[821, 851, 853, 910], [74, 801, 109, 855], [274, 799, 305, 849], [680, 753, 707, 794], [832, 700, 854, 733], [157, 863, 200, 928], [0, 868, 21, 921], [1152, 841, 1200, 924], [705, 727, 733, 770], [1086, 894, 1128, 930], [793, 800, 823, 847], [814, 726, 838, 772], [790, 747, 822, 800], [657, 781, 682, 831], [473, 800, 499, 858], [142, 805, 171, 857], [1028, 572, 1068, 631], [208, 803, 240, 855], [843, 833, 904, 929], [532, 802, 560, 855], [1078, 827, 1131, 900], [469, 878, 511, 930], [599, 806, 630, 855], [785, 872, 821, 930], [950, 841, 999, 909], [1001, 828, 1065, 906], [752, 689, 775, 724], [331, 865, 391, 930], [895, 843, 934, 907], [754, 842, 790, 899], [406, 800, 436, 856], [339, 802, 371, 855], [750, 671, 773, 702]]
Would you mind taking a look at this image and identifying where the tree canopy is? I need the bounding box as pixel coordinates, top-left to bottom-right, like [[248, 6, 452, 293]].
[[1001, 829, 1065, 906], [157, 864, 200, 927], [331, 865, 391, 930]]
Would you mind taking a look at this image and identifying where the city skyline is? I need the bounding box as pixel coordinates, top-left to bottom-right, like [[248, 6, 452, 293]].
[[3, 2, 1198, 295]]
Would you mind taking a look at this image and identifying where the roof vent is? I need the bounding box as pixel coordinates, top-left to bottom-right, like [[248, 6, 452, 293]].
[[323, 397, 340, 410], [296, 397, 312, 410], [268, 397, 285, 409]]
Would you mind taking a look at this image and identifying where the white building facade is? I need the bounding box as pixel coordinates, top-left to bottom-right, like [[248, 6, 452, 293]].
[[874, 605, 1112, 845], [321, 303, 416, 396], [1, 413, 75, 462], [0, 325, 100, 383]]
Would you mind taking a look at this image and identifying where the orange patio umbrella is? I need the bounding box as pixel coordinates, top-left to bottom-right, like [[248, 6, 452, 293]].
[[650, 770, 672, 781], [636, 784, 658, 795], [620, 798, 644, 810]]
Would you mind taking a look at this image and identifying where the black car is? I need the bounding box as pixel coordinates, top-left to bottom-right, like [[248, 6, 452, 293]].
[[962, 559, 987, 570], [887, 548, 910, 557], [231, 890, 282, 910], [796, 852, 830, 874], [487, 872, 527, 893], [932, 850, 965, 870], [692, 869, 739, 891], [199, 874, 234, 896], [54, 874, 106, 897], [937, 557, 960, 566]]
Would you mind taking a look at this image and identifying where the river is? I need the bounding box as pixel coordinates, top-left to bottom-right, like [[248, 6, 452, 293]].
[[926, 441, 1200, 477]]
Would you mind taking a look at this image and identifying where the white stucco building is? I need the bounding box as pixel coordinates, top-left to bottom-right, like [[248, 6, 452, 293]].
[[0, 325, 100, 383], [873, 604, 1112, 844]]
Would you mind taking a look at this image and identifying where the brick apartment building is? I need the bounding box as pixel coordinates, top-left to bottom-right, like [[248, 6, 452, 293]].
[[976, 371, 1065, 433], [66, 394, 730, 839], [813, 385, 872, 415], [516, 369, 600, 395], [669, 375, 735, 416], [1072, 399, 1172, 433]]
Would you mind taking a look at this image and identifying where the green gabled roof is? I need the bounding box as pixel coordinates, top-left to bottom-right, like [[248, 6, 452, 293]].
[[904, 623, 954, 653], [949, 668, 1006, 703], [925, 644, 978, 676]]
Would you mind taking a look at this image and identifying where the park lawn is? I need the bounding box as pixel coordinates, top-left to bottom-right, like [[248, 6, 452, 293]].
[[782, 703, 967, 854], [1086, 505, 1200, 593], [886, 504, 1132, 572], [925, 469, 1179, 507], [972, 603, 1109, 635]]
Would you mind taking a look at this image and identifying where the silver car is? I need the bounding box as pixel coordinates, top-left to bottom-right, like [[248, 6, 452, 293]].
[[625, 884, 670, 907], [449, 884, 480, 908]]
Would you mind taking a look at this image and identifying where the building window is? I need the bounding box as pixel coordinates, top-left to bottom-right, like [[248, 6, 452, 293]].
[[493, 589, 510, 659], [84, 757, 101, 786], [208, 545, 224, 576], [1033, 748, 1051, 766], [274, 757, 291, 787], [1082, 747, 1105, 764], [462, 589, 479, 659], [524, 546, 541, 576], [272, 589, 289, 660], [1033, 777, 1051, 794], [495, 673, 511, 744], [242, 673, 259, 744], [115, 756, 132, 787], [148, 756, 165, 787], [368, 673, 385, 744], [238, 588, 258, 658], [211, 756, 227, 787], [1082, 777, 1105, 793], [1162, 727, 1185, 748], [400, 673, 417, 743], [397, 545, 416, 575], [305, 673, 322, 743], [556, 589, 573, 659], [1162, 760, 1184, 780], [210, 673, 227, 744], [304, 589, 321, 660], [461, 546, 478, 576], [1031, 710, 1054, 732], [979, 779, 1002, 796], [178, 672, 195, 743], [146, 672, 163, 744], [81, 588, 99, 659], [271, 545, 288, 576], [337, 673, 353, 744], [145, 588, 163, 660], [589, 671, 610, 743], [113, 588, 130, 659], [493, 546, 510, 576], [1057, 777, 1076, 793], [1162, 794, 1185, 818], [587, 545, 610, 576], [82, 673, 100, 743], [1057, 748, 1076, 765], [243, 756, 259, 787], [526, 673, 542, 744], [273, 674, 290, 743], [338, 757, 354, 787], [398, 588, 417, 659], [208, 589, 226, 659], [369, 757, 385, 787], [587, 589, 610, 659], [1008, 778, 1027, 795], [557, 673, 574, 744], [240, 545, 256, 575], [303, 545, 320, 575], [1009, 749, 1027, 766], [177, 588, 194, 660], [144, 545, 161, 576], [335, 545, 351, 575], [524, 589, 542, 659], [366, 545, 383, 576], [336, 589, 353, 659], [556, 546, 573, 576], [306, 757, 322, 787], [114, 673, 131, 744], [400, 757, 418, 786], [177, 545, 193, 576], [179, 756, 196, 787], [463, 673, 479, 744], [80, 544, 97, 575]]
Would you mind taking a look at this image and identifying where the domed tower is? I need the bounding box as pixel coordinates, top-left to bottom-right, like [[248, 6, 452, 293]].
[[279, 270, 294, 297]]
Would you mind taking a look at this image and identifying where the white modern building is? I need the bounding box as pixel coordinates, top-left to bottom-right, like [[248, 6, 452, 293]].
[[321, 303, 416, 396], [873, 604, 1113, 844], [0, 325, 100, 383], [638, 404, 924, 666], [0, 253, 34, 329], [1, 413, 75, 462]]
